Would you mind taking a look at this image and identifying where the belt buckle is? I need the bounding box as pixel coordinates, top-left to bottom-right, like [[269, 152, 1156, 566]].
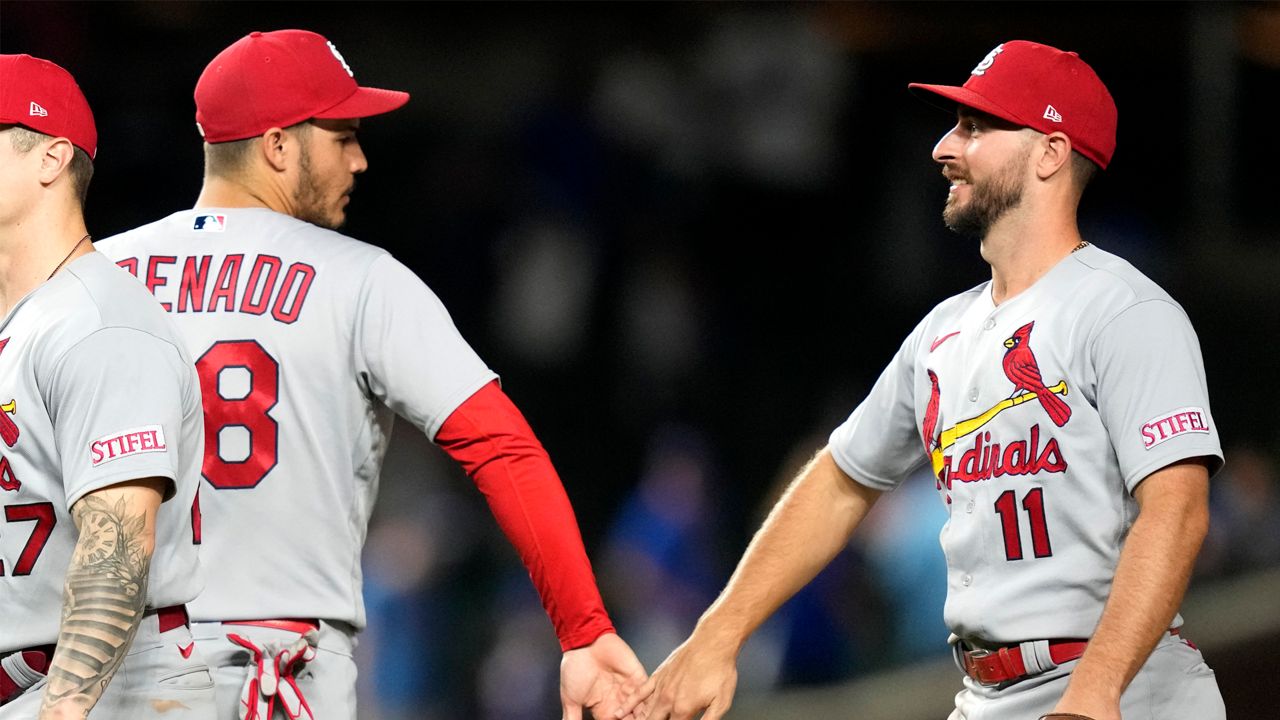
[[962, 647, 1003, 687]]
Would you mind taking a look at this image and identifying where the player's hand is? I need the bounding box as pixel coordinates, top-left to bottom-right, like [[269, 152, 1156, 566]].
[[560, 632, 648, 720], [615, 628, 739, 720]]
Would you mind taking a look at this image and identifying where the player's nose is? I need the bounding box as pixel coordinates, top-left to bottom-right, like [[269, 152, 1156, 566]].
[[349, 142, 369, 174], [932, 124, 962, 164]]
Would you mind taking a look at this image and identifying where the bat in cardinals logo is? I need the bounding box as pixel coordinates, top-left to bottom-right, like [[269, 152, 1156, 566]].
[[1002, 321, 1071, 427], [923, 322, 1076, 505]]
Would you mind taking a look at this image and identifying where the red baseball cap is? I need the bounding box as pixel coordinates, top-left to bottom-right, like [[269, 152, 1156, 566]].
[[0, 54, 98, 159], [194, 29, 410, 143], [909, 40, 1117, 169]]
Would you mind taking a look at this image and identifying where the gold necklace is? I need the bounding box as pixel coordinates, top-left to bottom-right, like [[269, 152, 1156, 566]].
[[1072, 240, 1090, 253], [48, 234, 91, 280]]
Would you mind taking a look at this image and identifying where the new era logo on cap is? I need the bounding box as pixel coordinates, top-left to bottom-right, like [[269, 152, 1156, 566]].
[[1043, 105, 1063, 123], [0, 54, 98, 159]]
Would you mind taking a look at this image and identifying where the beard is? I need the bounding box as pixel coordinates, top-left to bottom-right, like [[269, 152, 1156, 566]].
[[942, 151, 1027, 240], [292, 143, 349, 231]]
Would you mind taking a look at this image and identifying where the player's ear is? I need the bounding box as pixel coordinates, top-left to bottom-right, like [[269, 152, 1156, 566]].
[[259, 127, 291, 172], [36, 137, 77, 188], [1034, 132, 1072, 182]]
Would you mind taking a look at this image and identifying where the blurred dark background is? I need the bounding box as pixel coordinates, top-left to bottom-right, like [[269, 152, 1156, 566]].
[[5, 2, 1279, 718]]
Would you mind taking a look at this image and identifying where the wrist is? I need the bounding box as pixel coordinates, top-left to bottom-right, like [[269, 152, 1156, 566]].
[[691, 609, 750, 655], [1064, 663, 1123, 701], [558, 621, 616, 652], [38, 700, 91, 720]]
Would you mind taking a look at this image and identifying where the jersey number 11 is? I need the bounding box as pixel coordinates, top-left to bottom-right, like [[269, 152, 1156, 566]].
[[994, 488, 1054, 560]]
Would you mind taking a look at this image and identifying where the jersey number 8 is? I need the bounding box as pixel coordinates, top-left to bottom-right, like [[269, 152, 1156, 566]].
[[196, 340, 280, 490]]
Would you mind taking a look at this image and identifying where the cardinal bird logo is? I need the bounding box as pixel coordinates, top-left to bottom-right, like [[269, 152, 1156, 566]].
[[1002, 321, 1071, 427], [922, 369, 942, 455], [0, 338, 16, 447], [0, 400, 17, 447]]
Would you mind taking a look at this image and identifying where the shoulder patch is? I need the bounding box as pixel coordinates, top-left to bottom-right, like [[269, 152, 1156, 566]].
[[1140, 407, 1209, 449], [90, 425, 168, 467]]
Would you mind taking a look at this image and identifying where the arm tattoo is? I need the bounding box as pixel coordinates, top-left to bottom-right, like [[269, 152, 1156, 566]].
[[38, 494, 153, 718]]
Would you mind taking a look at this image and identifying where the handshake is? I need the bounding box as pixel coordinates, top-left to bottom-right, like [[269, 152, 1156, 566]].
[[559, 622, 740, 720]]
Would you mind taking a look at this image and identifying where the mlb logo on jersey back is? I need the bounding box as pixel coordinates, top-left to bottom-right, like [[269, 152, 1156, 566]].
[[90, 425, 167, 466], [193, 214, 227, 232], [1140, 407, 1209, 449]]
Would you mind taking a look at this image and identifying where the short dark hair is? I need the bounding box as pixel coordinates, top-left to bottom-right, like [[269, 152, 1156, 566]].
[[1071, 150, 1099, 194], [8, 126, 94, 206], [204, 120, 312, 178]]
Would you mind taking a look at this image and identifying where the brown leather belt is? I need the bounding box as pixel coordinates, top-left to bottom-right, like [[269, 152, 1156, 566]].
[[1, 604, 188, 705]]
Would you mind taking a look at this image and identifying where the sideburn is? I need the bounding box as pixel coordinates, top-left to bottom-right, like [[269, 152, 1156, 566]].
[[291, 137, 339, 230]]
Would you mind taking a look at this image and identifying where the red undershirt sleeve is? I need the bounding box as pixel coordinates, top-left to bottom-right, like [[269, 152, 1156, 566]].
[[434, 379, 616, 651]]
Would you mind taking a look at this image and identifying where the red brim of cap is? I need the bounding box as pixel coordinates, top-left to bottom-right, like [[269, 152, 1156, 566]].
[[313, 86, 409, 120], [907, 82, 1031, 130]]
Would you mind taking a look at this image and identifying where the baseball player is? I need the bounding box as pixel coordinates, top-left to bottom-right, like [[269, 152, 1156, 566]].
[[0, 54, 213, 718], [95, 29, 645, 720], [619, 41, 1225, 720]]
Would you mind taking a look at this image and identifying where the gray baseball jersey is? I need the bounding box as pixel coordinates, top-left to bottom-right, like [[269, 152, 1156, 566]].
[[96, 208, 497, 628], [829, 244, 1223, 643], [0, 251, 204, 653]]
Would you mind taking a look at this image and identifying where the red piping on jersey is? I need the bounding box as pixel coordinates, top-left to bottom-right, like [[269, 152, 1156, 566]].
[[435, 380, 615, 652]]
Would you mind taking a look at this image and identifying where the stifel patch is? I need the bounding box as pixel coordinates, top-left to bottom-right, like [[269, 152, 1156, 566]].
[[1141, 407, 1209, 449], [90, 425, 167, 466]]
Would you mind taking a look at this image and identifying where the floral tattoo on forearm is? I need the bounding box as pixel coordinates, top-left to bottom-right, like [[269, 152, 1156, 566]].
[[38, 494, 153, 718]]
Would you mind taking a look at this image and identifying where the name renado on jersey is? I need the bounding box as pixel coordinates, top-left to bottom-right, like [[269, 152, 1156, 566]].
[[116, 254, 315, 324]]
